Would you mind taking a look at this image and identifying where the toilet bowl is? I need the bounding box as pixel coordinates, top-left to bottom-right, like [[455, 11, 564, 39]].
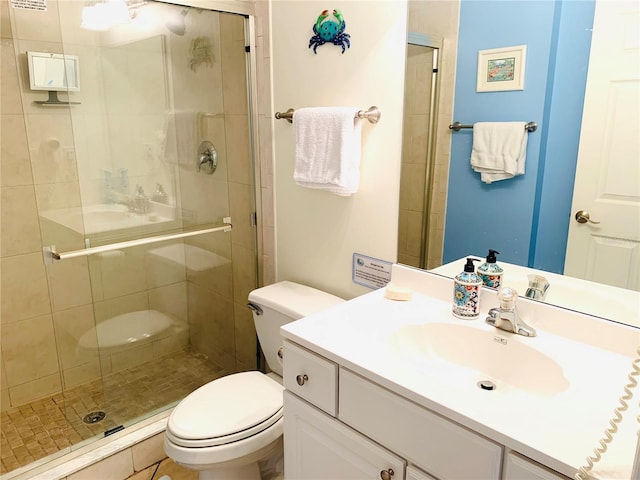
[[164, 281, 344, 480]]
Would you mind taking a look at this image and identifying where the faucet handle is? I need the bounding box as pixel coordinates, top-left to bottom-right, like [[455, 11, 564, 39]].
[[497, 287, 518, 311]]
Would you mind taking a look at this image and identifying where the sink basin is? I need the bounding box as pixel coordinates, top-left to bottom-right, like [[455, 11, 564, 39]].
[[40, 202, 176, 235], [390, 323, 569, 396], [81, 204, 131, 223]]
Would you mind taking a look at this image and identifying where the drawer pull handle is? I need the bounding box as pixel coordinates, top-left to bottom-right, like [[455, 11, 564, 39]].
[[380, 468, 394, 480], [296, 374, 308, 386]]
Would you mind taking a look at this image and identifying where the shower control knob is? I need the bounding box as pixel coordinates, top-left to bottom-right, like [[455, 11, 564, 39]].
[[296, 374, 308, 386], [380, 468, 395, 480]]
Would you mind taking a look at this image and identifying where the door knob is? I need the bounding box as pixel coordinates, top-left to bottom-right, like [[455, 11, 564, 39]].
[[296, 374, 308, 386], [380, 469, 395, 480], [575, 210, 600, 224]]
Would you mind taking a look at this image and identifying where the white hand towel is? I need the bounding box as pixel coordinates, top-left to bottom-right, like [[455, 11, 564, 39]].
[[293, 106, 362, 196], [470, 122, 528, 184], [161, 110, 197, 166]]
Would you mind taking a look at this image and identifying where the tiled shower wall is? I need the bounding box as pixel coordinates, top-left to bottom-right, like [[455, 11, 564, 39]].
[[0, 0, 273, 413], [1, 0, 75, 410]]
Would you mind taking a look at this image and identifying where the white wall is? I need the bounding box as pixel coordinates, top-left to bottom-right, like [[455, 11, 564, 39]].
[[271, 0, 408, 299]]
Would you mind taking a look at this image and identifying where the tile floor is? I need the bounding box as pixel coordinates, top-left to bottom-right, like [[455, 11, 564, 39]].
[[128, 457, 198, 480], [0, 350, 226, 475]]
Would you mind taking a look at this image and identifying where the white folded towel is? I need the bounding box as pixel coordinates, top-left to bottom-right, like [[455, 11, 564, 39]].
[[293, 106, 362, 196], [161, 110, 197, 166], [470, 122, 528, 184]]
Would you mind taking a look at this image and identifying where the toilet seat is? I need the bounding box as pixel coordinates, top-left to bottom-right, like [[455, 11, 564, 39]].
[[166, 371, 284, 448]]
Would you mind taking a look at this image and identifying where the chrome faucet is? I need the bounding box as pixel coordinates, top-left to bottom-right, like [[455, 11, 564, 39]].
[[486, 287, 537, 337], [525, 274, 550, 301]]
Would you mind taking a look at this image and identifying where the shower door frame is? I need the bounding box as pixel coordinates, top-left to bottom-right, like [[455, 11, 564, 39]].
[[1, 1, 265, 478], [398, 33, 443, 269]]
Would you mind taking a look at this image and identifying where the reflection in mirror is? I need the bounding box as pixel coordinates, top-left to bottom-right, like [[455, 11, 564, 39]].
[[397, 33, 442, 270], [27, 51, 80, 91], [39, 35, 179, 246], [397, 0, 639, 328], [432, 256, 640, 327]]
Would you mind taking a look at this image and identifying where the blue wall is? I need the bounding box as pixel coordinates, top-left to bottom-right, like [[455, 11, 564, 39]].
[[443, 0, 595, 273]]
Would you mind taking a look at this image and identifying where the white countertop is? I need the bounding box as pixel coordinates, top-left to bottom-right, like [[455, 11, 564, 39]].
[[281, 266, 640, 480]]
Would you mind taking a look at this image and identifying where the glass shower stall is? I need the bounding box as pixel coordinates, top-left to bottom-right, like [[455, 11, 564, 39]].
[[0, 1, 259, 474]]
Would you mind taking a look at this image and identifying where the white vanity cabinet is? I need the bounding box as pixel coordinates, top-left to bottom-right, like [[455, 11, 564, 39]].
[[339, 367, 503, 479], [283, 392, 406, 479], [504, 452, 571, 480], [282, 340, 502, 480], [282, 338, 577, 480], [407, 465, 438, 480], [280, 268, 639, 480]]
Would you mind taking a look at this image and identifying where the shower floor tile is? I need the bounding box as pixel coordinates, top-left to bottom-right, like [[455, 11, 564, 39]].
[[0, 350, 227, 475]]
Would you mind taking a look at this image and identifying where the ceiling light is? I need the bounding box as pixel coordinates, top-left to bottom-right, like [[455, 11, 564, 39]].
[[81, 0, 131, 31], [166, 9, 188, 36]]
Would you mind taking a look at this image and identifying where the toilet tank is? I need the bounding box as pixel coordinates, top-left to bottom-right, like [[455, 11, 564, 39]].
[[248, 281, 344, 376]]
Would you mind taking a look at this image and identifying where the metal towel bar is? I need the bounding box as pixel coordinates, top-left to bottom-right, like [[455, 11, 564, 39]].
[[449, 121, 537, 132], [275, 106, 381, 124], [43, 218, 232, 263]]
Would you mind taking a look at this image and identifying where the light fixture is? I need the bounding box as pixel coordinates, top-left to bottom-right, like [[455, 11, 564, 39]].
[[81, 0, 132, 31], [166, 8, 188, 36], [107, 0, 132, 25]]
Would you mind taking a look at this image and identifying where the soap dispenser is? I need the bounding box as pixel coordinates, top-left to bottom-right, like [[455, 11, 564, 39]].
[[453, 258, 482, 319], [477, 249, 503, 288], [133, 185, 148, 214], [152, 183, 168, 204]]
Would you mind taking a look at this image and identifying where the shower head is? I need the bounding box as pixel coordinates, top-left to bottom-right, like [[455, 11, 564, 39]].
[[166, 8, 188, 36]]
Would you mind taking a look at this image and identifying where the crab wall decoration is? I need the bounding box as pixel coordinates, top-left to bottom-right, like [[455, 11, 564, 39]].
[[308, 9, 351, 54]]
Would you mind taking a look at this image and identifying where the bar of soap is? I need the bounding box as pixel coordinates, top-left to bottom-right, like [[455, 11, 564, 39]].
[[385, 284, 413, 301]]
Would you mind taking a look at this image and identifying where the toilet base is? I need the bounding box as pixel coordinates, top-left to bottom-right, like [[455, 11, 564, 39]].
[[199, 462, 260, 480], [168, 435, 283, 480]]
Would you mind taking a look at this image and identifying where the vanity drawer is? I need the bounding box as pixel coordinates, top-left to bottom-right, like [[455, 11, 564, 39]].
[[339, 367, 503, 480], [283, 340, 338, 416]]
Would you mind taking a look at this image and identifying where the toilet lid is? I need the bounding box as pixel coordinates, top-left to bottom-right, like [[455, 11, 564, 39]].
[[167, 371, 284, 447]]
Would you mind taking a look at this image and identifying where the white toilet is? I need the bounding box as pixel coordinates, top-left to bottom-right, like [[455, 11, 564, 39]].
[[164, 281, 344, 480]]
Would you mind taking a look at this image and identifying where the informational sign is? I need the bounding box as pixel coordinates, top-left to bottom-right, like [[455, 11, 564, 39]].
[[352, 253, 392, 289], [11, 0, 47, 11]]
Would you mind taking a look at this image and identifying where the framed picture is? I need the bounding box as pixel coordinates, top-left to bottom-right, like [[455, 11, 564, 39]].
[[477, 45, 526, 92]]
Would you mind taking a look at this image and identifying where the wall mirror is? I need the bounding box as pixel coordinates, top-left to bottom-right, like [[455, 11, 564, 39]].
[[27, 51, 80, 91], [398, 1, 640, 325]]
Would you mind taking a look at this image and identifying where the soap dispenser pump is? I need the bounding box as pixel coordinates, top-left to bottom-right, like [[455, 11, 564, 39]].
[[453, 258, 482, 319], [477, 249, 503, 288]]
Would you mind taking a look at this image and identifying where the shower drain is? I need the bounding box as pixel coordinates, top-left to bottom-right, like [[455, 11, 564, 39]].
[[83, 410, 106, 424]]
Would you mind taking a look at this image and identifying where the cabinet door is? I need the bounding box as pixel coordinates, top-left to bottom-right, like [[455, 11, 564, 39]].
[[284, 391, 405, 480], [340, 367, 503, 480], [408, 465, 438, 480], [504, 452, 570, 480]]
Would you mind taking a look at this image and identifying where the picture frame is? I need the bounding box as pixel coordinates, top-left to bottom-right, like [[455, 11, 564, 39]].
[[477, 45, 526, 92]]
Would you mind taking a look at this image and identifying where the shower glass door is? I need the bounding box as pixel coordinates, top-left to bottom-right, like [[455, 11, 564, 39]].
[[397, 34, 442, 269], [46, 1, 258, 445]]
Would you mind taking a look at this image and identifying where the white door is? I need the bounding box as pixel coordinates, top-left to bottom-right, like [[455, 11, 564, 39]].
[[564, 0, 640, 291], [283, 392, 405, 480]]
